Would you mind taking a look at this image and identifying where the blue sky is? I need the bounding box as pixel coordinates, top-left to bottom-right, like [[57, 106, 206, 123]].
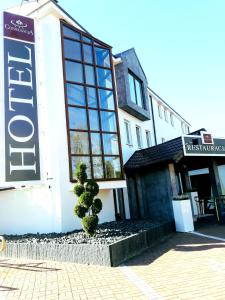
[[2, 0, 225, 136]]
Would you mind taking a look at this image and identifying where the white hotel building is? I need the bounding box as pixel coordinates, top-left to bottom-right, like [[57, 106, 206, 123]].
[[0, 0, 191, 234]]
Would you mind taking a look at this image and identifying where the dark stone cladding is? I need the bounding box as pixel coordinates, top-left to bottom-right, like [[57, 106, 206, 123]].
[[0, 222, 174, 267], [114, 48, 151, 121]]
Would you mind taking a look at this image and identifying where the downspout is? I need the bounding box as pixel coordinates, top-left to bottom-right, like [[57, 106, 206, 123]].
[[150, 95, 157, 145]]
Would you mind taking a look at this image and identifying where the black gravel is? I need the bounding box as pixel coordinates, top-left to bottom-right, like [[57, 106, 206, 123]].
[[4, 219, 159, 245]]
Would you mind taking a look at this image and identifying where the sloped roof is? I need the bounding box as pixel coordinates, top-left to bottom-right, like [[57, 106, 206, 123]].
[[124, 128, 207, 171]]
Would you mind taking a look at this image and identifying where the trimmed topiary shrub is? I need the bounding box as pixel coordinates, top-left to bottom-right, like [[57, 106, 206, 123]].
[[78, 192, 93, 208], [74, 204, 87, 218], [92, 198, 102, 215], [73, 163, 103, 236], [73, 183, 85, 197], [81, 215, 99, 236]]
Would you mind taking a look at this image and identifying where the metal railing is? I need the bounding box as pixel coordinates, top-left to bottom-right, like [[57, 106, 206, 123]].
[[194, 195, 225, 224], [0, 236, 6, 252]]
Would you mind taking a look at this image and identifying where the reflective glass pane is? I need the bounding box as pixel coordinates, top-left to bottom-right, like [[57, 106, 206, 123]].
[[92, 157, 104, 179], [63, 26, 80, 40], [71, 156, 91, 179], [64, 39, 81, 61], [70, 131, 89, 154], [89, 110, 99, 131], [82, 35, 92, 43], [104, 157, 122, 179], [98, 89, 115, 110], [97, 68, 112, 88], [135, 79, 144, 108], [83, 44, 93, 64], [95, 47, 110, 68], [65, 61, 83, 83], [69, 107, 87, 130], [67, 83, 85, 106], [103, 134, 119, 155], [87, 87, 97, 108], [101, 111, 116, 132], [128, 73, 136, 104], [91, 133, 101, 154], [85, 65, 95, 85]]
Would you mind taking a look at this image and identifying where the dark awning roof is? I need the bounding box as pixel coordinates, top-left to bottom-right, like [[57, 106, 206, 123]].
[[124, 128, 207, 171]]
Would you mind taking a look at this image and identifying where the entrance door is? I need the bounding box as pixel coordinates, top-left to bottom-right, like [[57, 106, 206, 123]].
[[190, 174, 213, 214]]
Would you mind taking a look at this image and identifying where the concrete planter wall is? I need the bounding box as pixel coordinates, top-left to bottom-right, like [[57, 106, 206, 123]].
[[172, 199, 194, 232], [0, 222, 174, 266]]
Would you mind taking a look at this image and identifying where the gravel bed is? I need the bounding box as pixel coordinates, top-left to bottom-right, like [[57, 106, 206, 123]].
[[4, 219, 159, 245]]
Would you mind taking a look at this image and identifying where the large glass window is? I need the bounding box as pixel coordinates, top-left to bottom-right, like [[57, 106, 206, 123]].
[[65, 61, 83, 83], [95, 47, 110, 68], [64, 39, 82, 61], [128, 72, 144, 108], [62, 24, 122, 181], [67, 83, 85, 106]]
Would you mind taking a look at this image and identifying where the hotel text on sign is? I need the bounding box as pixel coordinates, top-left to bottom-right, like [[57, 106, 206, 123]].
[[3, 12, 40, 182]]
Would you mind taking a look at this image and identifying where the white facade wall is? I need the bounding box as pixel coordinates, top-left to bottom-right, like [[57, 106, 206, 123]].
[[150, 91, 191, 144], [118, 109, 155, 163], [0, 4, 126, 234]]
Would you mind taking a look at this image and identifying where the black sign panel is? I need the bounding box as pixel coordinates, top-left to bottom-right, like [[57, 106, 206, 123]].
[[183, 135, 225, 156], [4, 38, 40, 181]]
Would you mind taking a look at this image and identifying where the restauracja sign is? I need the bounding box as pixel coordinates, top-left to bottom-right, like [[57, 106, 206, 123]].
[[182, 132, 225, 157]]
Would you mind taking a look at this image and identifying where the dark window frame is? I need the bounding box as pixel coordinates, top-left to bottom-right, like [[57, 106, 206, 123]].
[[128, 70, 145, 109], [61, 21, 124, 182]]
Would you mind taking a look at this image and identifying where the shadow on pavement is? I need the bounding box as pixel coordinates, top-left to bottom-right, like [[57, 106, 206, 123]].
[[124, 230, 225, 267], [0, 259, 61, 272]]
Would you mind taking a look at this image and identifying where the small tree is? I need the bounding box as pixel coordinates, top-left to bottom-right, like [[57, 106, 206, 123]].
[[73, 163, 103, 236]]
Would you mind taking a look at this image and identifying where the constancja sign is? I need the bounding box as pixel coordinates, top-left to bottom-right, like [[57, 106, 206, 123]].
[[3, 12, 40, 182], [182, 132, 225, 157]]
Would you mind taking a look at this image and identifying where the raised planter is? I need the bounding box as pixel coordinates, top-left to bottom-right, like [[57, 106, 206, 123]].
[[172, 195, 194, 232], [0, 221, 174, 266]]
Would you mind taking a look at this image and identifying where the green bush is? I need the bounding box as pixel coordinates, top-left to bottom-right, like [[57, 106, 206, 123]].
[[73, 163, 103, 236], [92, 198, 102, 215], [74, 204, 87, 218], [85, 179, 99, 197], [75, 163, 87, 184], [73, 183, 84, 196], [81, 215, 99, 236], [78, 192, 93, 208]]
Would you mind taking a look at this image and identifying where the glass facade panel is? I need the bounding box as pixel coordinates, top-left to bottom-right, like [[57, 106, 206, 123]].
[[105, 157, 121, 179], [82, 35, 92, 43], [85, 65, 95, 85], [70, 131, 89, 154], [98, 89, 115, 110], [101, 111, 116, 132], [87, 87, 97, 108], [72, 156, 91, 179], [83, 44, 93, 64], [91, 133, 101, 154], [69, 107, 87, 130], [63, 26, 80, 40], [89, 110, 100, 131], [95, 47, 110, 68], [103, 134, 119, 155], [128, 73, 136, 104], [67, 83, 85, 106], [64, 39, 82, 61], [62, 23, 122, 181], [92, 157, 104, 179], [65, 61, 83, 83], [135, 80, 143, 108], [96, 68, 112, 88]]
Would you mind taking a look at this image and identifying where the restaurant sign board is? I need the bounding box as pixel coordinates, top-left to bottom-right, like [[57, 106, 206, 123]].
[[182, 132, 225, 157]]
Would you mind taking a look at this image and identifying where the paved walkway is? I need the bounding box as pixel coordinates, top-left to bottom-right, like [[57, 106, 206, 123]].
[[1, 229, 225, 299]]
